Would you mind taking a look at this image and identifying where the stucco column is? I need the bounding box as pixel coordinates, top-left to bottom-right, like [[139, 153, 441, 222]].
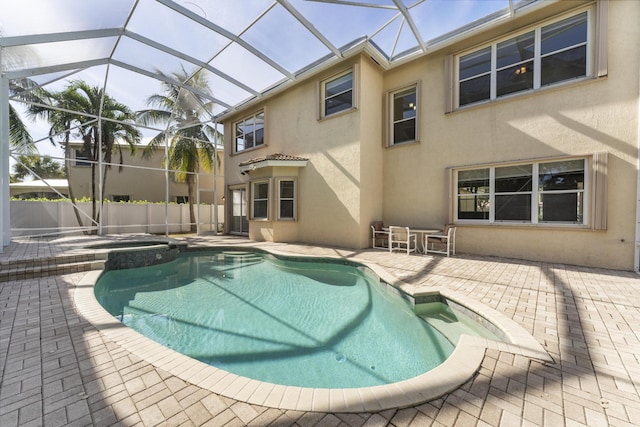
[[1, 76, 10, 250]]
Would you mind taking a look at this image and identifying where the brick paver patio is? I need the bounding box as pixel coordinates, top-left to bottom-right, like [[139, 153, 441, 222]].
[[1, 234, 639, 426]]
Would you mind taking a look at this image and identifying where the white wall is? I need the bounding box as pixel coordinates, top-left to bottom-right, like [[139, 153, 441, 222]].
[[10, 201, 224, 237]]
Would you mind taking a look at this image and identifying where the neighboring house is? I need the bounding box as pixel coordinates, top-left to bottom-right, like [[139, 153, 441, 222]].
[[222, 0, 640, 271], [10, 179, 69, 200], [67, 142, 224, 205]]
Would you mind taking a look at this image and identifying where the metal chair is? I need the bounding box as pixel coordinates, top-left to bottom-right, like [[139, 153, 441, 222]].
[[389, 226, 417, 255], [425, 225, 456, 257], [371, 221, 389, 249]]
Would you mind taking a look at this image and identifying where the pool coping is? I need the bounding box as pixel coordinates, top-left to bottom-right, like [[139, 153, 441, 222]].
[[73, 246, 552, 413]]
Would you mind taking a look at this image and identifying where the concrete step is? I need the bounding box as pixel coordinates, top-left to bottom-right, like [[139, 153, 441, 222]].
[[0, 254, 106, 282]]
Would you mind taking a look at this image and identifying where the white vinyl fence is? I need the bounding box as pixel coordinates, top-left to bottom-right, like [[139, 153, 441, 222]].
[[10, 200, 224, 237]]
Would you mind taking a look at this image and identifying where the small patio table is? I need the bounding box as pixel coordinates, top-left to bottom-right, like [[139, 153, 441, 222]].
[[408, 228, 441, 253], [382, 227, 440, 254]]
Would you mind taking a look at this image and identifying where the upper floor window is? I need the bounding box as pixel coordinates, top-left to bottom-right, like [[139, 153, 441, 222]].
[[458, 11, 588, 107], [456, 158, 586, 225], [235, 111, 264, 152], [322, 70, 353, 118], [390, 85, 418, 145]]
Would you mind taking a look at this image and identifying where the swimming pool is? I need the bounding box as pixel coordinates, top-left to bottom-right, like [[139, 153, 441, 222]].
[[95, 250, 456, 388], [76, 243, 551, 412]]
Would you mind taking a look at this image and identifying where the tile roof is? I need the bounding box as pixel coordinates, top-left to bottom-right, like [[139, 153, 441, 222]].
[[238, 153, 309, 166]]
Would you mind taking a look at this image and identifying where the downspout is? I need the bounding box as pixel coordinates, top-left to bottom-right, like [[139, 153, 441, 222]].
[[213, 120, 218, 235], [164, 134, 169, 237], [0, 73, 9, 251], [635, 63, 640, 272], [196, 172, 200, 235]]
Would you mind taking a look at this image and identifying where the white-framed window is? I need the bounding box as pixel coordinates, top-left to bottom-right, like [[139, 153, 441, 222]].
[[457, 10, 589, 108], [235, 110, 265, 152], [176, 196, 188, 204], [389, 84, 418, 145], [456, 158, 587, 225], [277, 179, 296, 220], [251, 180, 269, 220], [321, 69, 354, 118]]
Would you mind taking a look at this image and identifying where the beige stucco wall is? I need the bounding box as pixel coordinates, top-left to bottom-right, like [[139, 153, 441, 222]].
[[224, 57, 384, 248], [67, 144, 224, 205], [223, 0, 640, 270], [380, 0, 640, 270]]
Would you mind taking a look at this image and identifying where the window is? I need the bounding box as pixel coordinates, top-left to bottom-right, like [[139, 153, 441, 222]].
[[457, 169, 490, 220], [176, 196, 188, 204], [390, 85, 417, 145], [322, 70, 353, 117], [458, 11, 589, 107], [252, 181, 269, 220], [113, 195, 130, 202], [495, 165, 532, 221], [456, 158, 586, 225], [74, 148, 91, 167], [538, 160, 584, 222], [278, 179, 296, 220], [235, 111, 264, 152]]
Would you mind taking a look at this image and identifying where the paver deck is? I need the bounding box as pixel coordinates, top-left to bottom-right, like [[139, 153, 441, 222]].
[[1, 234, 639, 426]]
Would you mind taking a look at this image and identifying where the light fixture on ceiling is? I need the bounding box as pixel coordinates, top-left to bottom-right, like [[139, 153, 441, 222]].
[[514, 66, 527, 75]]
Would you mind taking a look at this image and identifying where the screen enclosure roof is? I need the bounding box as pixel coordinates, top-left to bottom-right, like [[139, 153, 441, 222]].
[[1, 0, 544, 129]]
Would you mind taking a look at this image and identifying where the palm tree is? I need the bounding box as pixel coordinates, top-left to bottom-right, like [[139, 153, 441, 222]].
[[28, 84, 89, 230], [12, 154, 65, 181], [137, 67, 221, 232], [28, 80, 141, 233]]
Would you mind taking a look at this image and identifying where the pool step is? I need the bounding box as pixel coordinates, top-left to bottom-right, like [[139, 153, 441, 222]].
[[0, 253, 106, 283]]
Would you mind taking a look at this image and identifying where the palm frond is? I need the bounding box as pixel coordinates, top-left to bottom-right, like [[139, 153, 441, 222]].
[[9, 104, 35, 154]]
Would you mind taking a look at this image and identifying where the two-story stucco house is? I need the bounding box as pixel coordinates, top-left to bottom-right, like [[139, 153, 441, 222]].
[[221, 0, 640, 271], [67, 141, 224, 205]]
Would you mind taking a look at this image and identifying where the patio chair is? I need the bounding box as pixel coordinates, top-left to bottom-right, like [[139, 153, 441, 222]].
[[425, 225, 456, 257], [389, 226, 417, 255], [371, 221, 389, 249]]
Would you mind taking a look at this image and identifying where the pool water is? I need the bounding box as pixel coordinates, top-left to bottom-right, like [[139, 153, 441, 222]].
[[95, 250, 455, 388]]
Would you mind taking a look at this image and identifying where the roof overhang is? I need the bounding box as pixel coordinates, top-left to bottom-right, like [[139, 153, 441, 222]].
[[239, 153, 308, 174], [9, 179, 69, 189]]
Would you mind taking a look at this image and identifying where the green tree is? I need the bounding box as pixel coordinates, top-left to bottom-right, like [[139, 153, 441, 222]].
[[12, 154, 65, 181], [137, 67, 221, 232], [2, 28, 36, 154], [28, 80, 141, 233], [8, 78, 37, 154]]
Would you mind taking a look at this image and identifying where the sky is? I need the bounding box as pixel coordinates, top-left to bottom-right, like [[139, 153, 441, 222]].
[[2, 0, 516, 173]]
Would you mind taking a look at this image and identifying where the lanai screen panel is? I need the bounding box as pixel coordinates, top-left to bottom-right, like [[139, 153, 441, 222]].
[[2, 0, 540, 119], [0, 0, 542, 238]]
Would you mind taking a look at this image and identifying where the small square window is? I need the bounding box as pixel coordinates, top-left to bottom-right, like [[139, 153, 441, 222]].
[[321, 70, 354, 118], [74, 148, 91, 167]]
